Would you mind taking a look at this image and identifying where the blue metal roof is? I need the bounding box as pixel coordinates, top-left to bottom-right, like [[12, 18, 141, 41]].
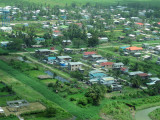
[[90, 72, 106, 79], [120, 46, 129, 49], [35, 38, 45, 41], [48, 57, 56, 60]]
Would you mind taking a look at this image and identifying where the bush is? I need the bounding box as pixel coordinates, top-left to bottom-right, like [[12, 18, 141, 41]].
[[45, 107, 56, 118], [70, 97, 76, 101], [77, 98, 88, 107], [48, 83, 53, 87]]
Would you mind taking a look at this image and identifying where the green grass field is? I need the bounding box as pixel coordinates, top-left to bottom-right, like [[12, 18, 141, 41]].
[[0, 0, 158, 7]]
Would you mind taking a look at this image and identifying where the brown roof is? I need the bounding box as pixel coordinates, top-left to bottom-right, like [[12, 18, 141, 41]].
[[101, 62, 114, 66], [138, 73, 148, 77]]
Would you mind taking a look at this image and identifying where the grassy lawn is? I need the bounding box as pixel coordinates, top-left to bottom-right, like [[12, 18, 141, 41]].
[[0, 69, 46, 102], [105, 86, 142, 98], [0, 96, 18, 106], [0, 0, 157, 7], [0, 116, 19, 120], [149, 108, 160, 120]]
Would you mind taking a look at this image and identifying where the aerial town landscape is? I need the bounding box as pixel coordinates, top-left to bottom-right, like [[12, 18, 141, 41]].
[[0, 0, 160, 120]]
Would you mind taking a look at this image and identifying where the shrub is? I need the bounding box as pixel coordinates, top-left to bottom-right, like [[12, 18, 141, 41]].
[[48, 83, 53, 87], [70, 97, 76, 101], [45, 107, 56, 118], [77, 98, 88, 107]]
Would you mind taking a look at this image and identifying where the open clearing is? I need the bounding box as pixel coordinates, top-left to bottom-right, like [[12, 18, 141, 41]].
[[2, 102, 46, 116]]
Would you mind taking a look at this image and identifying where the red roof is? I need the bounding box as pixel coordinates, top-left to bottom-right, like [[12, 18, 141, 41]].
[[136, 23, 144, 25], [158, 22, 160, 25], [53, 30, 60, 33], [120, 67, 127, 71], [84, 51, 96, 55], [138, 73, 148, 77], [101, 62, 114, 66], [126, 46, 143, 51]]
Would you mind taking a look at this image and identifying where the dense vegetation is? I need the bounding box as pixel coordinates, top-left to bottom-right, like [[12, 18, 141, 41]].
[[149, 108, 160, 120]]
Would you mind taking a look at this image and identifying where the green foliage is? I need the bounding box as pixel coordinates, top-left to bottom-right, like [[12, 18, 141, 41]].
[[101, 101, 133, 120], [0, 115, 18, 120], [0, 48, 9, 55], [85, 85, 107, 105], [149, 108, 160, 120], [7, 39, 23, 51], [70, 71, 84, 81], [147, 81, 160, 96], [88, 34, 99, 47], [9, 59, 37, 72], [45, 107, 57, 117], [0, 60, 101, 119], [77, 97, 88, 107]]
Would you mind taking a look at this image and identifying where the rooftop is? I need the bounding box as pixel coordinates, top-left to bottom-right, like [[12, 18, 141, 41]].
[[126, 46, 143, 51], [84, 51, 96, 55], [68, 62, 82, 65], [101, 62, 114, 66]]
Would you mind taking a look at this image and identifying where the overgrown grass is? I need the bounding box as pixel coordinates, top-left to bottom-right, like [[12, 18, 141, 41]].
[[0, 116, 19, 120], [101, 101, 134, 120], [0, 0, 158, 7], [149, 108, 160, 120], [0, 60, 102, 119]]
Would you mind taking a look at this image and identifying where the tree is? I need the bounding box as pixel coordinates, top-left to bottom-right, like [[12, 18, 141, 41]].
[[130, 76, 141, 88], [73, 38, 83, 48], [85, 85, 106, 105], [70, 71, 84, 81], [7, 39, 23, 50], [88, 34, 99, 47]]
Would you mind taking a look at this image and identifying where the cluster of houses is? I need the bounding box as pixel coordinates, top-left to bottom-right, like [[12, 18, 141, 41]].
[[35, 49, 84, 72]]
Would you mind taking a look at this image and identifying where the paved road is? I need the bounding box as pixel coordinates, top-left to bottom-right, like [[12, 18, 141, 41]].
[[135, 106, 160, 120]]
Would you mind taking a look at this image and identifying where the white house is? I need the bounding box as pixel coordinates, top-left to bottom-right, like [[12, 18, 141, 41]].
[[68, 62, 83, 71], [0, 27, 12, 32]]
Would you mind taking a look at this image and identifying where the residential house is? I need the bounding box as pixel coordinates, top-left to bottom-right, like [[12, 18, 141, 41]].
[[57, 56, 72, 63], [68, 62, 83, 71], [113, 62, 124, 69], [128, 71, 144, 76], [64, 48, 74, 53], [111, 84, 122, 91], [89, 78, 99, 84], [90, 55, 102, 61], [47, 57, 56, 63], [100, 77, 115, 86], [137, 73, 149, 79], [35, 49, 51, 56], [96, 59, 108, 64], [87, 33, 92, 38], [147, 77, 160, 85], [120, 67, 129, 73], [126, 46, 143, 53], [35, 38, 45, 44], [133, 52, 141, 57], [118, 36, 125, 40], [89, 69, 107, 79], [142, 43, 149, 48], [100, 62, 114, 69], [62, 40, 72, 46], [99, 37, 108, 42], [0, 41, 10, 47], [43, 25, 50, 29], [0, 107, 4, 114], [83, 51, 96, 59], [0, 27, 12, 32]]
